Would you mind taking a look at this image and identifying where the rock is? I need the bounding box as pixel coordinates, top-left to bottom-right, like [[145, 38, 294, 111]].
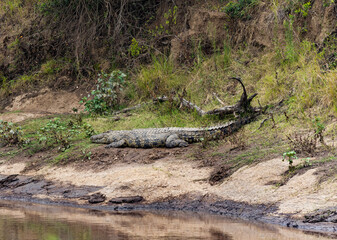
[[0, 174, 19, 188], [109, 196, 144, 204], [11, 177, 36, 188], [88, 192, 106, 204], [304, 207, 337, 223], [13, 180, 48, 195], [286, 221, 299, 228], [62, 186, 100, 199]]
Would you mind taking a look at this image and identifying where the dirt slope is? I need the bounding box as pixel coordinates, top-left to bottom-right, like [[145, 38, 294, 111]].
[[1, 88, 84, 122]]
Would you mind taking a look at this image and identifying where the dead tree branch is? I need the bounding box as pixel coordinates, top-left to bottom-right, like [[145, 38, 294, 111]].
[[115, 77, 261, 118], [182, 77, 259, 117], [213, 92, 225, 105]]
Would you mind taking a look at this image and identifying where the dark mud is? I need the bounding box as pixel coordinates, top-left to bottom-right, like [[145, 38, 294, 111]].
[[0, 174, 336, 237], [305, 207, 337, 223], [0, 174, 102, 200]]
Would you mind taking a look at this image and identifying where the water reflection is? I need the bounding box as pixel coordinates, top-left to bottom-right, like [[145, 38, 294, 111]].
[[0, 201, 331, 240]]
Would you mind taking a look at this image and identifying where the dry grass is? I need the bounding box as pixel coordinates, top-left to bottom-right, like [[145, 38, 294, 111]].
[[135, 39, 337, 123]]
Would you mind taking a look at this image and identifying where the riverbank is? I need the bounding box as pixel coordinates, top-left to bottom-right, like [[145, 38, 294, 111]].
[[0, 90, 336, 236], [0, 150, 336, 236]]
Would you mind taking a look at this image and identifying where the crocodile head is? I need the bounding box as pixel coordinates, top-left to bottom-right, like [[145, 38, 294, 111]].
[[90, 133, 109, 143]]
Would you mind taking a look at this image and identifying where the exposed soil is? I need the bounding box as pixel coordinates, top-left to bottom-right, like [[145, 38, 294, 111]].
[[170, 2, 337, 64], [1, 148, 336, 233], [0, 88, 84, 123], [74, 146, 186, 169]]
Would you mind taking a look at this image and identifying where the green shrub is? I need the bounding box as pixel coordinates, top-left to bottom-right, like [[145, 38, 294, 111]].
[[40, 60, 60, 75], [294, 1, 311, 17], [7, 38, 20, 50], [0, 120, 26, 146], [323, 0, 335, 7], [38, 118, 81, 151], [1, 0, 22, 14], [129, 38, 145, 57], [80, 70, 126, 116], [0, 74, 8, 90], [282, 150, 297, 171]]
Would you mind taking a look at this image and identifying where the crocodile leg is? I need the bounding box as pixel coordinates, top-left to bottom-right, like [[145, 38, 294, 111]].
[[105, 139, 126, 148], [165, 134, 188, 148]]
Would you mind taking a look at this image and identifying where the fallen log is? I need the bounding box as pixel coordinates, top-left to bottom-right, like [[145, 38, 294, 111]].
[[156, 77, 260, 118], [113, 77, 261, 118]]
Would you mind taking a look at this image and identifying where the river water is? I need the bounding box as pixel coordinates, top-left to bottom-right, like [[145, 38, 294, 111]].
[[0, 200, 332, 240]]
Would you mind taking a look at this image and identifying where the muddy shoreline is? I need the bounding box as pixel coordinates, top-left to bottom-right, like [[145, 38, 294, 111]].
[[0, 174, 336, 237]]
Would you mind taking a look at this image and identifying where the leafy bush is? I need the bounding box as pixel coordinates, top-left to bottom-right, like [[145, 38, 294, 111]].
[[0, 120, 26, 146], [321, 33, 337, 69], [294, 1, 311, 17], [282, 150, 297, 171], [129, 38, 145, 57], [69, 113, 96, 137], [80, 70, 126, 115], [38, 118, 81, 151], [323, 0, 335, 7]]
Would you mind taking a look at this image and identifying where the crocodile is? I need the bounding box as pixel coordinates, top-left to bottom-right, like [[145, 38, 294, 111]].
[[90, 116, 255, 148]]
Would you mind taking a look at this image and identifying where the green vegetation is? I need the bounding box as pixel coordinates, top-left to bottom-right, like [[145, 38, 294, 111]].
[[222, 0, 258, 19], [149, 5, 178, 37], [0, 120, 26, 146], [129, 38, 144, 57], [40, 59, 61, 75], [80, 71, 126, 116], [282, 150, 297, 170], [0, 0, 24, 14], [38, 118, 82, 151], [294, 1, 311, 17], [136, 56, 188, 99], [87, 103, 223, 133]]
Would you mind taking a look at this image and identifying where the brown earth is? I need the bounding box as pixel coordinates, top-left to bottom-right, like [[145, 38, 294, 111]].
[[0, 154, 336, 234], [0, 88, 84, 123], [170, 2, 337, 64]]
